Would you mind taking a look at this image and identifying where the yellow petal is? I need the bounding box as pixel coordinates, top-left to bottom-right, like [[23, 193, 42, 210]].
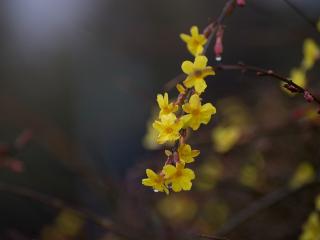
[[194, 79, 207, 93], [180, 114, 192, 127], [180, 33, 191, 43], [163, 164, 177, 177], [180, 178, 192, 190], [194, 55, 208, 69], [176, 84, 186, 94], [181, 61, 194, 74], [157, 94, 164, 108], [142, 178, 154, 186], [171, 181, 182, 192], [146, 169, 158, 179], [183, 76, 195, 88], [201, 103, 216, 115], [189, 94, 201, 109], [190, 26, 199, 36], [183, 168, 195, 179]]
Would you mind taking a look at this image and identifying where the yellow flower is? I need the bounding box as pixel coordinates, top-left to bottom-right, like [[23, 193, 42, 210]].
[[212, 125, 241, 153], [181, 55, 215, 93], [300, 212, 320, 240], [157, 92, 178, 117], [180, 26, 207, 56], [178, 143, 200, 163], [291, 68, 306, 88], [281, 68, 306, 95], [142, 169, 169, 194], [302, 38, 320, 70], [181, 94, 216, 130], [289, 162, 316, 189], [152, 114, 183, 144], [176, 83, 186, 94], [163, 162, 195, 192]]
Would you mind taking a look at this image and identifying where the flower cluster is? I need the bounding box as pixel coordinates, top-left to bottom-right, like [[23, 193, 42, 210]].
[[142, 26, 216, 194]]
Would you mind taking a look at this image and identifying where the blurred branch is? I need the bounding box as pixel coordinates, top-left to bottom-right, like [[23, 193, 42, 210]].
[[282, 0, 318, 32], [217, 63, 320, 108], [196, 234, 229, 240], [0, 96, 117, 200], [0, 181, 138, 240], [215, 177, 320, 235]]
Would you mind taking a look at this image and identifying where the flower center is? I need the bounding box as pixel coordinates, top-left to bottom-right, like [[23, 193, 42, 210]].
[[192, 109, 200, 116], [165, 127, 173, 134], [193, 70, 202, 77]]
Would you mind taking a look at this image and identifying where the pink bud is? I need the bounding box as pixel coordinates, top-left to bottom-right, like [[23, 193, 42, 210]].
[[237, 0, 246, 7], [304, 91, 314, 103], [214, 27, 224, 61], [214, 38, 223, 61]]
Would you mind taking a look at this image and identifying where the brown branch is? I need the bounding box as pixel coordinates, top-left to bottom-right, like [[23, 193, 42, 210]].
[[215, 177, 320, 235], [163, 0, 238, 91], [196, 233, 229, 240], [282, 0, 318, 32], [0, 181, 139, 240], [216, 63, 320, 107]]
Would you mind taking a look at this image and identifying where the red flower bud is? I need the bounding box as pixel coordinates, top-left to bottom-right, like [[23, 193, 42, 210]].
[[214, 26, 224, 61]]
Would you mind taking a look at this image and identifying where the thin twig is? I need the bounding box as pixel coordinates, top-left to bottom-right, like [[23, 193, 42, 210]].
[[215, 177, 320, 235], [164, 0, 237, 91], [0, 181, 139, 240], [196, 233, 229, 240], [282, 0, 318, 31], [216, 63, 320, 107]]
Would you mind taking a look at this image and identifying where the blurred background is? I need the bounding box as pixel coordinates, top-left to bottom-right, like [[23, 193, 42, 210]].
[[0, 0, 320, 239]]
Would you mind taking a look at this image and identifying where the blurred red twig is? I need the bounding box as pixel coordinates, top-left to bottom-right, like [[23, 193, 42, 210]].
[[0, 181, 140, 240], [215, 176, 320, 235]]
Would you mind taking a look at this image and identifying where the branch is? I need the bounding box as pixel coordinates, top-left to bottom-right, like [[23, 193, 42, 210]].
[[282, 0, 318, 32], [164, 0, 238, 91], [0, 181, 138, 240], [215, 177, 320, 235], [216, 63, 320, 108]]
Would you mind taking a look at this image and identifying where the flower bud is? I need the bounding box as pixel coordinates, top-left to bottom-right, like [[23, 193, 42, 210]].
[[214, 26, 224, 61], [304, 91, 314, 103]]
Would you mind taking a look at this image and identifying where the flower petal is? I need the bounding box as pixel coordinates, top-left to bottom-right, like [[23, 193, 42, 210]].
[[171, 181, 182, 192], [194, 79, 207, 93], [194, 55, 208, 69], [180, 33, 191, 43], [189, 94, 201, 109], [183, 168, 195, 179], [146, 169, 158, 179], [181, 61, 194, 74], [163, 164, 176, 178], [190, 26, 199, 36]]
